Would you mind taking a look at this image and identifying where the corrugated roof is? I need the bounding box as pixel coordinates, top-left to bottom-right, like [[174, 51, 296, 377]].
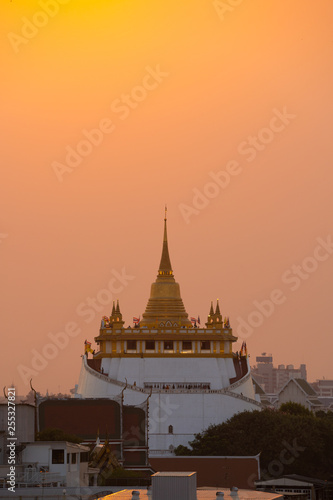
[[285, 474, 333, 487]]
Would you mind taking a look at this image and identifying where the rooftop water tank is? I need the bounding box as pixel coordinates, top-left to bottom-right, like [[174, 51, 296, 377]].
[[152, 471, 197, 500]]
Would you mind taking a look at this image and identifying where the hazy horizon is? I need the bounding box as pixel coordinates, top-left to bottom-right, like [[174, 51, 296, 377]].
[[1, 0, 333, 394]]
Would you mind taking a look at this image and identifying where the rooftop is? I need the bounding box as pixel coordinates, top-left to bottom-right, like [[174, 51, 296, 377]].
[[293, 378, 317, 396], [102, 488, 283, 500]]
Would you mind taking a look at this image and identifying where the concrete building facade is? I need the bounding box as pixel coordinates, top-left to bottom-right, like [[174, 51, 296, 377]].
[[251, 354, 307, 394], [312, 379, 333, 398]]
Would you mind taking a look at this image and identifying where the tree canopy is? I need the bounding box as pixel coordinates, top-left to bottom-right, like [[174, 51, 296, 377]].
[[37, 427, 82, 444], [174, 405, 333, 480], [279, 402, 313, 416]]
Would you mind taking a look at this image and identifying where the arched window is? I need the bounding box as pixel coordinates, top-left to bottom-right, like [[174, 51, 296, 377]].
[[168, 425, 173, 434]]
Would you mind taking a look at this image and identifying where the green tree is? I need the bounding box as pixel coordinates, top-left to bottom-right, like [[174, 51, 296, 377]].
[[37, 427, 81, 443], [174, 408, 333, 480], [279, 402, 312, 416]]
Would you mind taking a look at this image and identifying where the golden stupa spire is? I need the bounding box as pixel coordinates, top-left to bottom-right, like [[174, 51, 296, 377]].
[[140, 209, 192, 327], [158, 205, 173, 276]]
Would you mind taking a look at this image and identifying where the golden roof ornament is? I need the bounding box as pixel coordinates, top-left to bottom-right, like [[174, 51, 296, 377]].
[[141, 210, 191, 327]]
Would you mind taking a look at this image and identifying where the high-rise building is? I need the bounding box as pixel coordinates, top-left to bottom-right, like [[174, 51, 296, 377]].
[[311, 379, 333, 398], [76, 215, 261, 454], [251, 354, 307, 394]]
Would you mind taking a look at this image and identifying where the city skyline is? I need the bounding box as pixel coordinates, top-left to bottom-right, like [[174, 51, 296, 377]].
[[1, 1, 333, 394]]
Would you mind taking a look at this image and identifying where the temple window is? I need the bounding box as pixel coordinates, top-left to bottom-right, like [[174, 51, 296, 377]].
[[145, 340, 155, 350], [201, 340, 211, 351], [127, 340, 137, 351], [182, 341, 192, 351], [164, 341, 174, 351], [168, 425, 173, 434]]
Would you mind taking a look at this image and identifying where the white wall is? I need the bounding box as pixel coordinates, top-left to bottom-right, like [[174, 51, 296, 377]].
[[278, 383, 308, 408], [77, 357, 260, 451], [21, 442, 89, 487]]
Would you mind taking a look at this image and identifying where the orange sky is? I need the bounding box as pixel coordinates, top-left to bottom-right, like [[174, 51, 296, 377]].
[[1, 0, 333, 394]]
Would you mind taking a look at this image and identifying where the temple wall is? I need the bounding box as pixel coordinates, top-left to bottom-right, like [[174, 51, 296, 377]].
[[100, 357, 238, 390], [148, 391, 259, 451], [76, 357, 260, 452]]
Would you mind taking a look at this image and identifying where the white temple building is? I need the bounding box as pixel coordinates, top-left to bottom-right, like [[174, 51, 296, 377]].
[[76, 214, 261, 454]]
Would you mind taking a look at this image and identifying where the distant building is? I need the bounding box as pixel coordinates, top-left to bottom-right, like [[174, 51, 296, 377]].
[[317, 398, 333, 411], [251, 377, 274, 407], [311, 379, 333, 398], [256, 475, 333, 500], [251, 354, 307, 394], [277, 378, 324, 412]]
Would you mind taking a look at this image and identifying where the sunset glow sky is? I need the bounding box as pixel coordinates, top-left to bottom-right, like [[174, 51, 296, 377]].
[[1, 0, 333, 394]]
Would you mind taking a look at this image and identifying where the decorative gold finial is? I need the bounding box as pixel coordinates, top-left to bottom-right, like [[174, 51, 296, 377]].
[[157, 208, 173, 275], [164, 204, 167, 221]]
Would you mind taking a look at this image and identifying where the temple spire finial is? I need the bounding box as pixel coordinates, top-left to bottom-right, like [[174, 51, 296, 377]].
[[158, 207, 173, 276], [163, 205, 168, 243]]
